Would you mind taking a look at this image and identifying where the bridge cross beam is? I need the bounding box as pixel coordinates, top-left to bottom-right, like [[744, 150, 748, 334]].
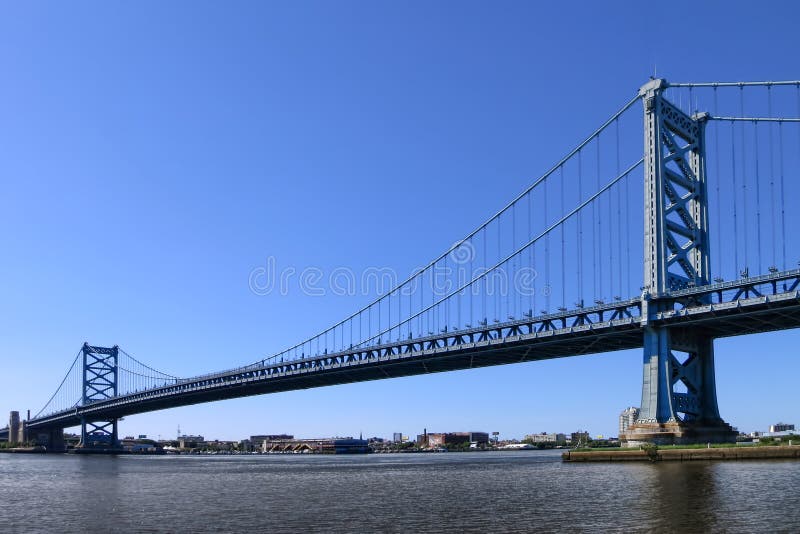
[[623, 79, 736, 445], [79, 343, 121, 450]]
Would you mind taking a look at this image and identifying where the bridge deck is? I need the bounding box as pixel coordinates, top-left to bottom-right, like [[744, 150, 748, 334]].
[[27, 272, 800, 431]]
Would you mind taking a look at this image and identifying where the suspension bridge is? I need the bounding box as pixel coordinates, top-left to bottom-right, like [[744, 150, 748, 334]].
[[3, 77, 800, 450]]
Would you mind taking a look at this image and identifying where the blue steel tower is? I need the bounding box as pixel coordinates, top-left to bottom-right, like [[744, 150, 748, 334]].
[[621, 79, 737, 445], [79, 343, 121, 449]]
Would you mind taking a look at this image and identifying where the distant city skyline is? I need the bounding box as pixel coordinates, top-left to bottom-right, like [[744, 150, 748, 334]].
[[2, 1, 799, 440]]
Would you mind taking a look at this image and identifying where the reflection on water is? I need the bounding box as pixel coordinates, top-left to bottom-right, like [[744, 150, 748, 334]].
[[1, 451, 798, 532]]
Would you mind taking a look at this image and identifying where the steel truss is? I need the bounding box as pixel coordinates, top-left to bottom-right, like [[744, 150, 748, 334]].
[[80, 343, 119, 448]]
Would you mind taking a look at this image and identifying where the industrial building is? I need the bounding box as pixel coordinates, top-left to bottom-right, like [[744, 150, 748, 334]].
[[416, 431, 489, 448], [769, 423, 795, 433], [261, 437, 369, 454], [241, 434, 294, 452]]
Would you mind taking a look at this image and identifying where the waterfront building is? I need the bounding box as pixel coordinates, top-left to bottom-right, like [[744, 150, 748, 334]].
[[241, 434, 294, 452], [120, 437, 162, 453], [524, 432, 567, 445], [417, 432, 489, 448], [769, 423, 795, 433], [178, 435, 205, 449], [262, 437, 369, 454], [252, 434, 293, 441], [392, 432, 403, 443], [619, 407, 640, 435], [570, 431, 590, 446]]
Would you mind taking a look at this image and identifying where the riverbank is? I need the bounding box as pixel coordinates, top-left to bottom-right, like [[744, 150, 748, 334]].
[[562, 445, 800, 462], [0, 446, 47, 454]]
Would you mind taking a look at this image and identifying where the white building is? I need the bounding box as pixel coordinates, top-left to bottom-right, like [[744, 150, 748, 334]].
[[524, 432, 566, 444], [619, 407, 640, 435]]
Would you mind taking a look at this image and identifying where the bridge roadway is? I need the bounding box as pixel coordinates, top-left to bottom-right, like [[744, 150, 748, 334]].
[[23, 270, 800, 432]]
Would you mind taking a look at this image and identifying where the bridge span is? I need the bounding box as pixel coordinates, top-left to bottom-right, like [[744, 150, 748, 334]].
[[4, 77, 800, 449]]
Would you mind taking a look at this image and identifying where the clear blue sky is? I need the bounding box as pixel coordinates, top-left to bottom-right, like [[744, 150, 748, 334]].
[[1, 1, 799, 441]]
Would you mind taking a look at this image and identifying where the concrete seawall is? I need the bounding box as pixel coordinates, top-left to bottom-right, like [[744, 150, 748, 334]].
[[562, 445, 800, 462]]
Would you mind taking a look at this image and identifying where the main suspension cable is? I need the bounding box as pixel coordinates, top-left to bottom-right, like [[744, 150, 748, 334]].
[[33, 347, 83, 418], [359, 159, 644, 343]]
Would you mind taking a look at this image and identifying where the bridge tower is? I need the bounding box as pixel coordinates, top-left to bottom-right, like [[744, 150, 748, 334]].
[[78, 343, 121, 450], [622, 79, 736, 445]]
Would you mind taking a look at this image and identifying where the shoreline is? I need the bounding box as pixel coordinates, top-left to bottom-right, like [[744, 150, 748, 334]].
[[562, 445, 800, 462]]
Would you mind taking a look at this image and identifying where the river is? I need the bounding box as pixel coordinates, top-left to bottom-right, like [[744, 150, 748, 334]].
[[1, 450, 798, 532]]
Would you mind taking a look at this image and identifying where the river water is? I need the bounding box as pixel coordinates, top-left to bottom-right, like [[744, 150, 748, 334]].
[[1, 450, 798, 532]]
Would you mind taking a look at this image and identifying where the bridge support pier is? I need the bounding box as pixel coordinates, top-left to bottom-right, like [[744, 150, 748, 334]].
[[621, 79, 737, 446], [621, 326, 736, 446], [27, 427, 66, 452]]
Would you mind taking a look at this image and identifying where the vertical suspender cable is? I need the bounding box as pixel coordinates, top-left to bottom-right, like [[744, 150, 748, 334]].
[[754, 120, 762, 272], [528, 191, 533, 316], [577, 149, 583, 304], [731, 120, 740, 275], [440, 257, 444, 332], [713, 87, 722, 278], [592, 138, 598, 301], [607, 138, 613, 295], [778, 120, 787, 269], [419, 271, 424, 337], [429, 265, 434, 335], [482, 226, 487, 323], [767, 86, 776, 268], [739, 86, 749, 272], [624, 140, 631, 293], [513, 200, 518, 319], [616, 118, 622, 296], [596, 135, 602, 301], [456, 253, 460, 331], [469, 240, 473, 327], [544, 173, 550, 313], [496, 215, 501, 322], [560, 165, 566, 309]]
